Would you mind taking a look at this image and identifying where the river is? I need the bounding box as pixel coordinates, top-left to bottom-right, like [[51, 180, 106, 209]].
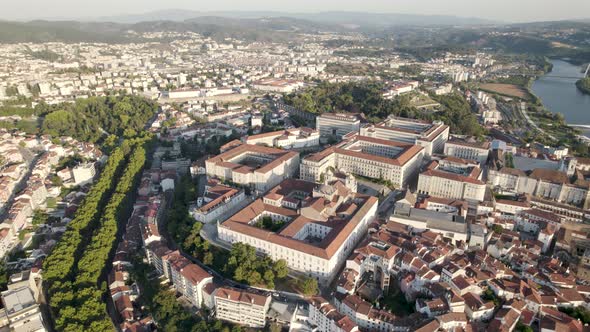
[[532, 59, 590, 137]]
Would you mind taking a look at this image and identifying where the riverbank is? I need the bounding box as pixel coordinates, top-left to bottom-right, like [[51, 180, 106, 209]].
[[530, 60, 590, 141], [576, 78, 590, 95], [532, 60, 590, 124]]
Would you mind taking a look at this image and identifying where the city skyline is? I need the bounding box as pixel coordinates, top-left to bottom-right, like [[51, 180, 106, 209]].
[[1, 0, 589, 23]]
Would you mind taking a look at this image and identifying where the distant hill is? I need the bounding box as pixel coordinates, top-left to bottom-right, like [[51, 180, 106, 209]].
[[0, 20, 132, 43], [94, 10, 496, 27], [1, 13, 588, 49], [293, 11, 497, 27], [0, 16, 343, 44]]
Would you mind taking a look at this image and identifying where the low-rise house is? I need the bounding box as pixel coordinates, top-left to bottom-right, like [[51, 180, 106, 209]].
[[308, 297, 360, 332], [463, 292, 494, 321]]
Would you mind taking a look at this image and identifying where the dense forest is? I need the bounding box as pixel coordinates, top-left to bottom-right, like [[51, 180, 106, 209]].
[[283, 82, 485, 137], [0, 95, 157, 147], [41, 95, 157, 143]]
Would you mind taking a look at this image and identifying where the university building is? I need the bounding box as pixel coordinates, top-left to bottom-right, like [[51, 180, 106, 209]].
[[190, 180, 246, 224], [488, 167, 589, 209], [205, 141, 299, 194], [300, 134, 424, 189], [245, 127, 320, 149], [360, 116, 449, 157], [417, 157, 486, 202], [316, 113, 364, 140], [444, 137, 490, 164], [217, 175, 378, 284]]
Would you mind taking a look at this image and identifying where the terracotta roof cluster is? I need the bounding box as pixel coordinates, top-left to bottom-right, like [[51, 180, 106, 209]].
[[207, 142, 298, 175], [199, 184, 240, 213], [221, 178, 378, 259], [308, 296, 359, 332]]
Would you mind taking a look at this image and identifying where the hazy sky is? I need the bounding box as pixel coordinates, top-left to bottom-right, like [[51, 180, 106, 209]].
[[2, 0, 589, 23]]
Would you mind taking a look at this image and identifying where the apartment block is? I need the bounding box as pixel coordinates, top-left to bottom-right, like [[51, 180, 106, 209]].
[[213, 287, 271, 328], [0, 287, 47, 332]]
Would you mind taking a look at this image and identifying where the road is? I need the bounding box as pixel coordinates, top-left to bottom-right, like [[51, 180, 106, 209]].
[[0, 150, 40, 218], [520, 104, 557, 141], [158, 93, 262, 104], [377, 190, 400, 220]]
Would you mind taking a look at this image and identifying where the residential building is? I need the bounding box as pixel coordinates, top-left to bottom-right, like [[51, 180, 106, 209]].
[[0, 287, 47, 332], [171, 263, 213, 309], [71, 162, 96, 186], [308, 297, 360, 332], [213, 287, 271, 328]]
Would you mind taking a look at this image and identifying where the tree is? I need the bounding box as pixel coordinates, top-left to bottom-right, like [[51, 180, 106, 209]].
[[268, 323, 282, 332], [43, 140, 150, 331], [203, 252, 214, 266], [263, 270, 275, 289], [102, 135, 119, 154], [32, 210, 49, 226], [223, 242, 281, 288], [576, 77, 590, 95], [515, 322, 533, 332], [300, 277, 318, 296], [0, 262, 8, 291], [40, 95, 157, 144], [560, 306, 590, 324], [273, 259, 289, 279], [283, 82, 484, 137], [492, 224, 504, 234], [481, 288, 500, 307]]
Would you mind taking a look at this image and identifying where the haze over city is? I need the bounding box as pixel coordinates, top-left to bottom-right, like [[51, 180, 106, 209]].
[[1, 0, 590, 23]]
